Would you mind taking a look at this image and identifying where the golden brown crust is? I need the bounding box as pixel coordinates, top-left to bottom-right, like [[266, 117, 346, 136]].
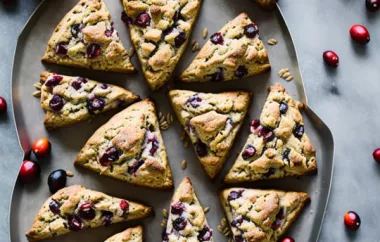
[[105, 225, 143, 242]]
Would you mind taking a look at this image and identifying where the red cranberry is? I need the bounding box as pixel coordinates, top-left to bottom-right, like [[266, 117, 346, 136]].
[[121, 11, 133, 25], [211, 67, 224, 82], [100, 83, 108, 89], [148, 136, 159, 155], [280, 101, 288, 114], [56, 43, 68, 55], [293, 124, 304, 139], [373, 148, 380, 163], [102, 211, 114, 226], [263, 131, 274, 142], [195, 140, 208, 157], [128, 160, 145, 174], [344, 211, 361, 230], [198, 225, 212, 241], [71, 77, 87, 90], [67, 214, 83, 231], [250, 120, 260, 131], [171, 202, 185, 215], [100, 146, 121, 166], [32, 138, 51, 157], [366, 0, 380, 12], [87, 97, 106, 114], [71, 24, 82, 38], [18, 160, 41, 184], [227, 190, 244, 201], [173, 217, 187, 231], [210, 32, 224, 45], [48, 169, 67, 193], [242, 145, 256, 160], [49, 94, 65, 112], [45, 75, 63, 87], [323, 50, 339, 68], [350, 24, 370, 45], [256, 125, 270, 137], [281, 237, 295, 242], [244, 23, 259, 38], [119, 200, 129, 215], [0, 97, 7, 113], [49, 199, 61, 215], [135, 13, 151, 27], [87, 44, 101, 59], [175, 30, 187, 48], [78, 202, 96, 220], [235, 66, 248, 78]]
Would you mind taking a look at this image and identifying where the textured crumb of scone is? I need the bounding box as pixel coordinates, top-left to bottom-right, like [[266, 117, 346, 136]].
[[105, 225, 143, 242], [122, 0, 201, 90], [169, 90, 252, 179], [180, 12, 270, 83], [225, 83, 317, 183], [25, 185, 152, 241], [39, 72, 139, 129], [41, 0, 135, 73], [75, 99, 173, 189], [220, 188, 310, 242], [163, 177, 213, 242]]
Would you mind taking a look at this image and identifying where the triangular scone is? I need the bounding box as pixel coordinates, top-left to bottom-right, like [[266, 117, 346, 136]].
[[26, 185, 152, 241], [105, 225, 143, 242], [219, 188, 310, 242], [163, 177, 213, 242], [41, 0, 135, 73], [180, 13, 270, 83], [39, 72, 139, 129], [225, 83, 317, 183], [75, 99, 173, 189], [169, 90, 251, 179], [122, 0, 201, 90]]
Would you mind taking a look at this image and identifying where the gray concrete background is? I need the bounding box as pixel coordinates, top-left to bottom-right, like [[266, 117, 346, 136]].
[[1, 0, 379, 241]]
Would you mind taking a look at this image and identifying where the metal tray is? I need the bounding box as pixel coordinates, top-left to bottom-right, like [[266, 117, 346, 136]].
[[9, 0, 334, 241]]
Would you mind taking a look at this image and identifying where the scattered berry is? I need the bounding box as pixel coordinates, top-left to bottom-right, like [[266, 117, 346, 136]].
[[323, 50, 339, 68], [281, 237, 295, 242], [32, 138, 51, 157], [373, 148, 380, 163], [18, 160, 41, 184], [344, 211, 361, 230], [366, 0, 380, 12], [350, 24, 370, 45], [48, 169, 67, 193], [0, 97, 7, 113]]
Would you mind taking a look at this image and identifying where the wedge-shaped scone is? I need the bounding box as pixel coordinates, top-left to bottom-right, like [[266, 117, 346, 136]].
[[75, 99, 173, 189], [255, 0, 277, 10], [180, 13, 270, 83], [105, 225, 143, 242], [220, 188, 310, 242], [122, 0, 201, 90], [42, 0, 135, 73], [169, 90, 251, 179], [163, 177, 213, 242], [26, 185, 152, 241], [38, 72, 139, 129], [225, 83, 317, 183]]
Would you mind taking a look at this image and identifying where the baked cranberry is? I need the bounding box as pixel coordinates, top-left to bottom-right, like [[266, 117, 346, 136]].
[[373, 148, 380, 163], [198, 225, 212, 241], [250, 119, 260, 133], [231, 216, 244, 227], [45, 75, 63, 87], [173, 217, 187, 231], [235, 66, 248, 78], [56, 43, 68, 55], [171, 202, 185, 215], [71, 77, 87, 90], [195, 140, 208, 157], [135, 13, 151, 27], [244, 23, 259, 38], [175, 30, 187, 48], [187, 94, 202, 108], [119, 200, 129, 215], [242, 145, 256, 160], [71, 24, 82, 38], [87, 43, 101, 59], [366, 0, 380, 12], [280, 101, 288, 114], [100, 83, 108, 89], [87, 97, 106, 114], [102, 211, 114, 226], [210, 67, 224, 82], [0, 97, 7, 113], [281, 237, 295, 242], [323, 50, 339, 68], [99, 146, 121, 166], [105, 28, 113, 37], [48, 169, 67, 193], [210, 32, 224, 45], [49, 200, 61, 215], [148, 136, 159, 155], [128, 160, 145, 174], [293, 124, 304, 139], [283, 148, 291, 164], [264, 167, 276, 177], [121, 11, 133, 25], [78, 202, 96, 220], [172, 10, 180, 22], [263, 131, 274, 142], [228, 190, 243, 201], [344, 211, 361, 230], [49, 94, 65, 112], [271, 208, 285, 230], [233, 235, 246, 242], [255, 125, 270, 137], [350, 24, 370, 45], [18, 160, 41, 184], [67, 214, 83, 231]]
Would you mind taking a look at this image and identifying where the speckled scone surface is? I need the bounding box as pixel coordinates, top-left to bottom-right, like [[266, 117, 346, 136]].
[[180, 13, 270, 83], [39, 72, 139, 129], [220, 188, 310, 242], [122, 0, 201, 90], [105, 225, 143, 242], [169, 90, 251, 179], [75, 99, 173, 189], [163, 177, 213, 242], [255, 0, 277, 10], [26, 185, 152, 241], [225, 83, 317, 183], [42, 0, 135, 73]]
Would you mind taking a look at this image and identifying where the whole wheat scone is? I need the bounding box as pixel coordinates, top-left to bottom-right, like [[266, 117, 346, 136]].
[[41, 0, 135, 73], [180, 13, 270, 83], [169, 90, 251, 179], [75, 99, 173, 189], [105, 225, 143, 242], [219, 188, 310, 242], [122, 0, 201, 90], [26, 185, 152, 241], [39, 72, 139, 129], [224, 83, 317, 183], [163, 177, 213, 242], [255, 0, 277, 10]]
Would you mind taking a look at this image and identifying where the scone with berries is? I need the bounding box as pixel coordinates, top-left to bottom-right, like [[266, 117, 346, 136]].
[[105, 225, 143, 242]]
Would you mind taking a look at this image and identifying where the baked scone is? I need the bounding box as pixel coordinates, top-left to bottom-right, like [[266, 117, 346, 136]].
[[219, 188, 310, 242], [122, 0, 201, 90], [75, 99, 173, 189], [180, 13, 270, 83], [255, 0, 277, 10], [169, 90, 251, 179], [105, 225, 143, 242], [162, 177, 213, 242], [26, 185, 152, 241], [38, 72, 139, 129], [42, 0, 135, 73], [224, 83, 317, 183]]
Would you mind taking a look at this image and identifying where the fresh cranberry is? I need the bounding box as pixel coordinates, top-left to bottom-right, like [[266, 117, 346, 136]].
[[49, 200, 61, 215], [173, 217, 187, 231], [32, 138, 51, 157], [128, 160, 145, 174], [242, 145, 256, 160], [87, 97, 106, 114], [0, 97, 7, 113], [244, 23, 259, 38], [71, 77, 87, 90], [175, 30, 187, 48], [366, 0, 380, 12], [373, 148, 380, 163], [78, 202, 96, 220], [264, 167, 276, 177], [102, 211, 114, 226], [231, 216, 244, 227], [210, 32, 224, 45], [323, 50, 339, 68], [350, 24, 370, 45], [67, 214, 83, 231], [283, 148, 291, 164], [49, 94, 65, 112], [105, 28, 113, 37], [48, 169, 67, 193], [344, 211, 361, 230], [119, 200, 129, 215], [280, 101, 288, 114], [18, 160, 41, 184], [228, 190, 243, 201], [121, 11, 133, 25], [45, 75, 63, 87], [235, 66, 248, 78], [255, 125, 270, 137], [210, 67, 224, 82], [233, 235, 246, 242], [187, 94, 202, 108], [195, 140, 208, 157], [99, 146, 121, 166], [56, 43, 68, 55], [100, 83, 108, 89], [271, 208, 285, 230], [87, 44, 101, 59], [198, 226, 212, 241], [171, 202, 185, 215], [293, 124, 304, 139], [281, 237, 295, 242], [135, 13, 151, 27], [71, 24, 82, 38]]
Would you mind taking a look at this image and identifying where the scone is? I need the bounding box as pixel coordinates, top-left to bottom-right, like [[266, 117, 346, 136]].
[[255, 0, 277, 9], [219, 188, 310, 242], [169, 90, 251, 179], [105, 225, 143, 242], [224, 83, 317, 183], [38, 72, 139, 129], [75, 99, 173, 189], [121, 0, 201, 90], [42, 0, 135, 73], [180, 13, 270, 83], [26, 185, 152, 241], [163, 177, 213, 242]]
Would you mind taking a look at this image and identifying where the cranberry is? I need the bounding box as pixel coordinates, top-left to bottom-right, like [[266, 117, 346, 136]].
[[264, 131, 275, 142], [163, 27, 174, 36], [242, 145, 256, 160], [119, 200, 129, 215], [0, 97, 6, 113], [49, 200, 61, 215], [281, 237, 295, 242], [173, 217, 187, 231], [233, 235, 246, 242], [99, 146, 121, 166], [231, 216, 244, 227], [280, 101, 288, 114], [71, 77, 87, 90], [49, 94, 65, 112], [250, 120, 260, 132], [366, 0, 380, 12], [210, 67, 224, 82], [128, 160, 145, 174], [175, 30, 187, 48], [121, 11, 133, 25], [264, 167, 276, 177], [71, 24, 82, 38], [344, 211, 361, 230], [256, 125, 270, 137], [198, 226, 212, 241], [244, 23, 259, 38], [45, 75, 63, 87], [105, 28, 113, 37], [195, 140, 208, 157], [148, 136, 159, 155], [100, 83, 108, 89], [87, 97, 106, 114], [135, 13, 151, 27], [172, 10, 180, 22], [271, 208, 285, 230], [227, 190, 243, 201], [187, 94, 202, 108], [87, 44, 101, 59], [67, 214, 83, 231], [32, 138, 51, 157], [171, 202, 185, 215], [210, 32, 224, 45], [56, 43, 68, 55], [235, 66, 248, 78], [293, 124, 304, 139], [283, 148, 291, 164], [48, 169, 67, 193], [18, 160, 41, 184], [102, 211, 114, 226], [350, 24, 370, 45], [323, 50, 339, 68], [373, 148, 380, 163], [78, 202, 96, 220]]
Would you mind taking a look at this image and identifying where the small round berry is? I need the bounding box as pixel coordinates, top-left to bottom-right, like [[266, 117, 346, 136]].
[[210, 32, 224, 45], [32, 138, 51, 157], [344, 211, 361, 230], [48, 169, 67, 194], [366, 0, 380, 12], [373, 148, 380, 163], [18, 160, 41, 184], [0, 97, 7, 113], [323, 50, 339, 68], [350, 24, 370, 45]]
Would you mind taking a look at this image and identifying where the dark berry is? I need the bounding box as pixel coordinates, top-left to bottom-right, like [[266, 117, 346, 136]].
[[344, 211, 361, 230], [67, 214, 83, 231], [171, 202, 185, 215], [0, 97, 7, 113], [233, 235, 246, 242], [279, 101, 288, 114], [242, 145, 256, 160], [100, 83, 108, 89], [210, 67, 224, 82], [373, 148, 380, 163], [128, 160, 145, 174], [323, 50, 339, 68], [228, 190, 244, 201], [210, 32, 224, 45], [173, 217, 187, 231], [87, 43, 101, 59], [49, 200, 61, 215], [71, 77, 87, 90], [121, 11, 133, 25], [366, 0, 380, 12], [119, 200, 129, 215], [18, 160, 41, 184], [235, 66, 248, 78], [105, 28, 113, 37], [195, 140, 208, 157], [231, 216, 244, 227], [187, 94, 202, 108], [172, 10, 180, 22], [135, 13, 151, 28], [56, 43, 68, 55], [293, 124, 304, 139], [198, 226, 212, 241], [99, 146, 121, 166], [244, 23, 259, 38], [87, 97, 106, 114], [78, 202, 96, 220], [71, 24, 82, 38], [102, 211, 114, 226], [263, 131, 274, 142], [48, 169, 67, 194], [350, 24, 370, 45], [271, 208, 285, 230], [174, 30, 187, 48], [32, 138, 51, 157], [283, 148, 291, 164], [264, 167, 276, 177], [49, 94, 65, 112], [45, 75, 63, 87]]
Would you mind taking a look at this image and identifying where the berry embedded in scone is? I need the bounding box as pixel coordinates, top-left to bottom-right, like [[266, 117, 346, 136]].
[[180, 13, 270, 83], [105, 225, 143, 242], [163, 177, 213, 242], [224, 83, 317, 183], [41, 0, 135, 73], [75, 99, 173, 189], [219, 188, 310, 242], [121, 0, 202, 91], [169, 90, 252, 179], [25, 185, 152, 241], [38, 72, 139, 129]]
